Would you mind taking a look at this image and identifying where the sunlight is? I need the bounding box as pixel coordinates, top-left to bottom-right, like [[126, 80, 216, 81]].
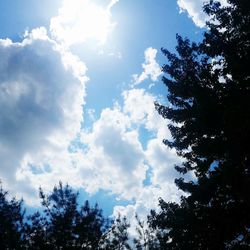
[[50, 0, 116, 46]]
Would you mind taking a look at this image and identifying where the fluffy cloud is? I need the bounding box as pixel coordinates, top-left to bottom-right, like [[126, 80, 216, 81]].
[[0, 2, 184, 220], [0, 27, 184, 216], [77, 105, 148, 199], [113, 178, 183, 239], [123, 89, 180, 185], [177, 0, 229, 27], [50, 0, 118, 46], [0, 27, 87, 203], [111, 88, 183, 232], [133, 47, 162, 85], [123, 88, 171, 140]]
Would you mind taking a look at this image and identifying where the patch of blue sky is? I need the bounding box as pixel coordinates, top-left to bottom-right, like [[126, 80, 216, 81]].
[[143, 167, 153, 187], [0, 0, 61, 41], [138, 126, 155, 151], [24, 188, 133, 218], [210, 160, 219, 171], [29, 164, 52, 175], [74, 0, 204, 120], [78, 188, 133, 217]]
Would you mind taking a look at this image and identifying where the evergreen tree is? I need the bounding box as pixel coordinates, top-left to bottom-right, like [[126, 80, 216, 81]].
[[24, 182, 109, 249], [100, 215, 132, 250], [24, 212, 50, 249], [133, 214, 159, 250], [0, 183, 25, 249], [151, 0, 250, 249], [75, 200, 108, 249], [39, 182, 79, 249]]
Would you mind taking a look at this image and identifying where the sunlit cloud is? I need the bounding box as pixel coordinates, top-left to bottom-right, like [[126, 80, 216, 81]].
[[0, 0, 189, 215], [0, 28, 87, 204], [50, 0, 118, 46], [132, 47, 162, 85], [177, 0, 229, 27]]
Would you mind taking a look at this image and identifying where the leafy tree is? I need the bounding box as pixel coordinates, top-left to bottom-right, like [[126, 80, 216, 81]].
[[151, 0, 250, 249], [0, 183, 25, 249]]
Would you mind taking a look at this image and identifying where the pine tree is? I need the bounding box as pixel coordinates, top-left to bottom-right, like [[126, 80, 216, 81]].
[[0, 183, 25, 249], [150, 0, 250, 249], [133, 214, 159, 250], [100, 215, 132, 250], [75, 200, 108, 249], [25, 182, 109, 249]]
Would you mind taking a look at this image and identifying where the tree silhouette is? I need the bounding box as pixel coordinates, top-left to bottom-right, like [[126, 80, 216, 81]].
[[24, 211, 51, 249], [24, 182, 110, 249], [0, 182, 138, 250], [151, 0, 250, 249], [100, 214, 132, 250], [75, 200, 108, 249], [133, 214, 159, 250], [0, 183, 25, 249]]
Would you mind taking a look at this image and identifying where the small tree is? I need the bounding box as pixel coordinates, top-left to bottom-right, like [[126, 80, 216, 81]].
[[75, 201, 108, 249], [133, 214, 159, 250], [100, 215, 132, 250], [39, 182, 78, 249]]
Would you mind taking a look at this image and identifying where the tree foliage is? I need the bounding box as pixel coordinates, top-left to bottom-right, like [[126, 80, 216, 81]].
[[25, 182, 110, 249], [0, 182, 112, 249], [100, 214, 132, 250], [133, 214, 159, 250], [152, 0, 250, 249], [0, 182, 142, 249], [0, 183, 25, 249]]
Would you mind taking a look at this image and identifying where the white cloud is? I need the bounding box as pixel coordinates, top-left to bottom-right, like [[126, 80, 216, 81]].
[[112, 88, 184, 234], [0, 1, 185, 217], [0, 31, 184, 213], [177, 0, 229, 28], [0, 29, 183, 216], [113, 183, 183, 239], [77, 105, 148, 199], [133, 47, 162, 85], [50, 0, 118, 46], [122, 88, 183, 188], [123, 88, 171, 140], [146, 139, 181, 185], [0, 27, 87, 204], [108, 0, 120, 10], [61, 88, 181, 209], [177, 0, 207, 27]]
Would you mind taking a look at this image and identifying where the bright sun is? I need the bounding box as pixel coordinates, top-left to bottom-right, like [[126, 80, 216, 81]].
[[50, 0, 116, 46]]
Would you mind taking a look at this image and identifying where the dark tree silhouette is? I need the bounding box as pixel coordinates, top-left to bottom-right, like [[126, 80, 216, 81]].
[[150, 0, 250, 249], [24, 182, 110, 249], [75, 200, 108, 249], [133, 214, 159, 250], [0, 182, 137, 250], [24, 211, 50, 249], [100, 214, 132, 250], [0, 183, 25, 249]]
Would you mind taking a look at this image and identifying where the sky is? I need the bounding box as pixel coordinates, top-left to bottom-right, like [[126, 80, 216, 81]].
[[0, 0, 225, 227]]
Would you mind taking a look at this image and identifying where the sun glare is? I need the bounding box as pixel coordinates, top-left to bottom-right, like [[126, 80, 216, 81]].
[[50, 0, 116, 46]]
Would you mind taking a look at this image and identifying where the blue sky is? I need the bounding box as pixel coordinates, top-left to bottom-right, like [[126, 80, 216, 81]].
[[0, 0, 218, 223]]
